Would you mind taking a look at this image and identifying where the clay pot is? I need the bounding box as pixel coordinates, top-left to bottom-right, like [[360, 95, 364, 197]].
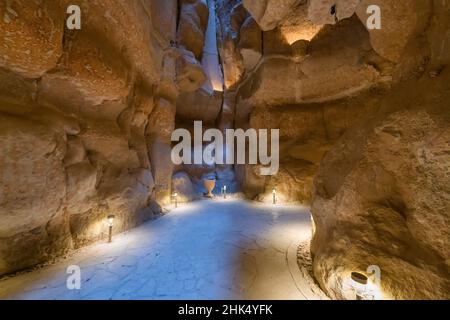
[[203, 179, 216, 198]]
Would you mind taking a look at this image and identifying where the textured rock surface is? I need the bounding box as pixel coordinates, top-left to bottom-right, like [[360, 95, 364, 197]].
[[243, 0, 359, 31], [356, 0, 432, 63], [1, 0, 449, 301], [177, 0, 209, 60], [175, 48, 207, 93], [238, 17, 386, 107], [225, 0, 450, 299], [308, 1, 450, 300], [243, 0, 300, 31], [177, 89, 223, 122], [0, 0, 178, 276], [238, 90, 385, 204], [311, 70, 450, 300], [239, 16, 262, 70], [216, 0, 251, 90], [242, 0, 360, 43], [232, 15, 392, 204], [176, 0, 224, 124], [308, 0, 361, 25], [171, 171, 198, 203], [243, 0, 323, 44]]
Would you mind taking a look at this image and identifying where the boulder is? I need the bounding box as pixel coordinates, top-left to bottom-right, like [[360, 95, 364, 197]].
[[177, 89, 223, 122], [243, 0, 301, 31], [176, 48, 208, 93], [308, 0, 361, 25], [177, 0, 209, 60], [311, 70, 450, 300], [172, 171, 198, 202], [356, 0, 432, 63]]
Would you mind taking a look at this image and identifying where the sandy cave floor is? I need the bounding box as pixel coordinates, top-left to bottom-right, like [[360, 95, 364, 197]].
[[0, 199, 327, 300]]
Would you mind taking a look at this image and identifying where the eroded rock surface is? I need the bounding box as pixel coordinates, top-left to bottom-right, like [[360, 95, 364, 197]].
[[311, 70, 450, 300], [223, 0, 450, 300], [177, 0, 209, 60], [0, 0, 178, 276], [356, 0, 432, 63], [1, 0, 449, 301], [308, 0, 450, 300], [231, 14, 392, 204]]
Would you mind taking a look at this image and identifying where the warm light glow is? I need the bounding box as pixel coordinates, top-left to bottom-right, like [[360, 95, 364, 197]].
[[212, 82, 224, 92], [107, 215, 115, 243], [311, 215, 316, 237], [343, 269, 385, 300], [257, 188, 293, 205], [107, 215, 115, 227], [280, 24, 323, 45], [173, 192, 179, 208], [350, 272, 368, 299], [346, 271, 385, 300]]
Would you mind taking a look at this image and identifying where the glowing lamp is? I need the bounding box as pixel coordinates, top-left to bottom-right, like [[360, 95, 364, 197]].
[[272, 188, 277, 204], [107, 215, 115, 243], [350, 272, 368, 300], [107, 215, 115, 226], [173, 192, 178, 208], [223, 185, 227, 199]]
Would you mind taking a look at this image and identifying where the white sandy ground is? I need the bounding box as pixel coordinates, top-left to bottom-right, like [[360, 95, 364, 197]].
[[0, 199, 327, 300]]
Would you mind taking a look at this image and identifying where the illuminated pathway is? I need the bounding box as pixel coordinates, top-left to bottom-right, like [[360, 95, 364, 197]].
[[0, 200, 326, 300]]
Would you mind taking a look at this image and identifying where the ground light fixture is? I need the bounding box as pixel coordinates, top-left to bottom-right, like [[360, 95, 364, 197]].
[[223, 185, 227, 199], [107, 215, 115, 243], [350, 271, 369, 300], [173, 192, 178, 208], [272, 188, 277, 204]]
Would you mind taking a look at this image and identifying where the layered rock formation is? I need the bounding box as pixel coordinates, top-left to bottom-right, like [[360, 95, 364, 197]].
[[220, 0, 450, 299], [173, 0, 240, 200], [1, 0, 449, 301], [310, 0, 450, 300], [0, 0, 202, 276], [312, 70, 450, 300], [221, 0, 393, 204]]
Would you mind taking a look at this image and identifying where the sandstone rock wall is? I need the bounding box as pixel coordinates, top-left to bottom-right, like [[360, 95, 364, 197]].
[[228, 0, 449, 299], [311, 71, 450, 299], [310, 0, 450, 300], [1, 0, 449, 300], [0, 0, 181, 276], [226, 2, 393, 204]]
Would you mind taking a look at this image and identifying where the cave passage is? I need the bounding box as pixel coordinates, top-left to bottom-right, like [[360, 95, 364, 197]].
[[1, 0, 449, 301], [0, 200, 321, 300]]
